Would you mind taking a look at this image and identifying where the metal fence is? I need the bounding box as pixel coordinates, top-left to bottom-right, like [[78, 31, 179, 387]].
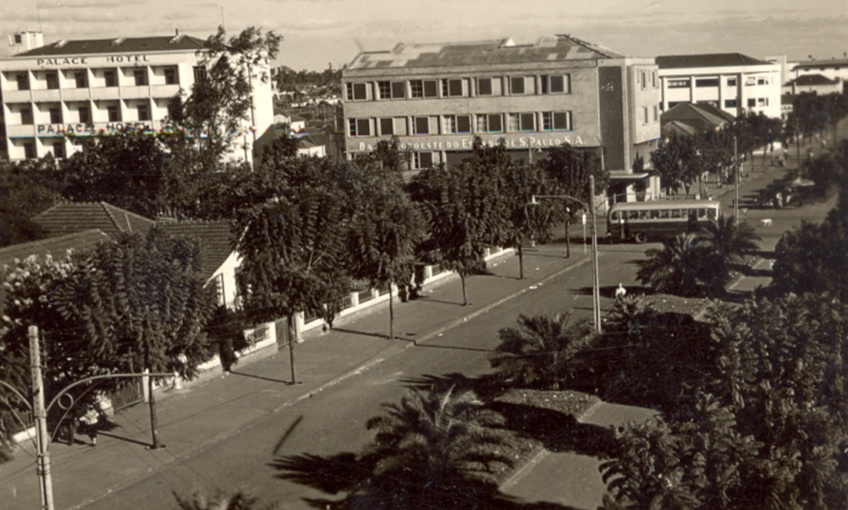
[[109, 379, 144, 413]]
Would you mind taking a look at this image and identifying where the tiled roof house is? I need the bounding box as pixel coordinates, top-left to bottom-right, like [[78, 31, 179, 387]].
[[33, 202, 156, 238]]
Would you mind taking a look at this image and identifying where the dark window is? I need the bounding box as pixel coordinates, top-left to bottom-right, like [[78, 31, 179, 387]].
[[747, 98, 756, 107], [104, 70, 117, 87], [46, 72, 59, 90], [75, 71, 87, 88], [510, 76, 525, 94], [542, 112, 571, 131], [410, 80, 423, 98], [49, 107, 62, 124], [512, 113, 534, 131], [138, 104, 150, 121], [16, 73, 29, 90], [727, 77, 737, 87], [456, 115, 471, 134], [133, 69, 148, 86], [414, 117, 430, 135], [192, 66, 207, 83], [379, 118, 394, 136], [695, 78, 719, 87], [20, 107, 33, 125], [423, 80, 438, 98], [486, 114, 502, 132], [724, 99, 738, 108], [377, 81, 391, 99], [415, 152, 434, 169], [667, 79, 689, 88], [355, 118, 371, 137], [652, 71, 657, 88], [164, 67, 178, 85], [79, 106, 90, 124], [107, 105, 120, 122], [23, 142, 35, 159], [391, 81, 405, 99], [14, 34, 22, 44], [477, 77, 492, 96], [52, 142, 65, 159], [442, 78, 463, 97]]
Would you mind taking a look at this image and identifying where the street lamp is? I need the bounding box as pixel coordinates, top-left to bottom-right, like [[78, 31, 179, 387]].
[[531, 175, 602, 334]]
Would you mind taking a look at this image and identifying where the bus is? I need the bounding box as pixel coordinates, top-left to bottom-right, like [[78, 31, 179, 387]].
[[606, 200, 720, 244]]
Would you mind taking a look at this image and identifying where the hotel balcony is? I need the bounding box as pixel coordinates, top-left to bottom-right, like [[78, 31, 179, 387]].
[[62, 88, 91, 101], [6, 124, 37, 137], [151, 84, 181, 99], [30, 89, 62, 102], [2, 89, 33, 102]]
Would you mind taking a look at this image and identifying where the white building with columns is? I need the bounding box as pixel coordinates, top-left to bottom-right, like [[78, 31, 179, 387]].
[[0, 31, 273, 161], [657, 53, 781, 119]]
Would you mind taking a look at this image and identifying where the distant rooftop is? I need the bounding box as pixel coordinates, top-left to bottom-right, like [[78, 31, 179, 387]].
[[157, 220, 235, 280], [13, 34, 207, 57], [34, 202, 156, 238], [346, 34, 628, 71], [793, 58, 848, 70], [656, 53, 771, 69], [787, 74, 841, 86]]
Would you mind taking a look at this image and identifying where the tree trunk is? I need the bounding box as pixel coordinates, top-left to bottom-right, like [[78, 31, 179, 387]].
[[288, 315, 297, 384], [565, 220, 571, 258], [518, 243, 524, 279], [460, 273, 468, 306], [388, 285, 394, 340], [145, 344, 162, 450]]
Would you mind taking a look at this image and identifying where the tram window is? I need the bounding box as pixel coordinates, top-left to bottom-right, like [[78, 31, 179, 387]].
[[628, 210, 639, 220], [650, 209, 660, 219], [698, 208, 707, 218], [638, 210, 649, 220], [707, 208, 717, 219], [611, 211, 620, 221], [659, 209, 670, 219], [671, 209, 682, 219]]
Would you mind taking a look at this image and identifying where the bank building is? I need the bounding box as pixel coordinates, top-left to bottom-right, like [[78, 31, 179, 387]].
[[342, 34, 661, 198], [0, 30, 273, 161]]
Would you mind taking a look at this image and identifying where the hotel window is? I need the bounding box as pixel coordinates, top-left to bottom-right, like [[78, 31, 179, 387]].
[[441, 78, 465, 97], [414, 116, 431, 135], [75, 71, 88, 88], [640, 71, 647, 89], [727, 77, 737, 87], [107, 105, 120, 122], [379, 117, 394, 136], [653, 105, 659, 122], [414, 152, 434, 170], [477, 77, 493, 96], [104, 70, 117, 87], [667, 79, 690, 88], [79, 106, 90, 124], [410, 80, 438, 98], [348, 118, 372, 137], [49, 106, 62, 124], [192, 66, 207, 83], [23, 142, 35, 159], [747, 98, 756, 107], [391, 81, 405, 99], [443, 115, 471, 134], [652, 71, 657, 88], [346, 82, 369, 101], [695, 78, 719, 87], [642, 107, 649, 124], [46, 72, 59, 90], [52, 142, 65, 159], [377, 81, 391, 99], [20, 107, 33, 125], [745, 76, 757, 86], [164, 67, 178, 85], [757, 77, 769, 85], [541, 111, 571, 131], [509, 76, 526, 95], [476, 113, 503, 133], [541, 74, 569, 94], [16, 73, 29, 90], [724, 99, 738, 108], [758, 97, 769, 106], [138, 104, 150, 121], [133, 69, 148, 86], [508, 113, 535, 132]]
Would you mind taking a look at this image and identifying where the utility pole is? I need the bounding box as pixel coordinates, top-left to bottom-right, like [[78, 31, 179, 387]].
[[29, 326, 55, 510], [734, 135, 739, 220], [589, 175, 602, 334]]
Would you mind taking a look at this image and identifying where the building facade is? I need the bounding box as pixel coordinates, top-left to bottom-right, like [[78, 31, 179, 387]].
[[792, 58, 848, 86], [657, 53, 782, 119], [0, 32, 273, 161], [341, 35, 661, 177], [782, 74, 842, 95]]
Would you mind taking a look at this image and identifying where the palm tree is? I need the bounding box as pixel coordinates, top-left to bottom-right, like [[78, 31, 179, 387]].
[[637, 233, 718, 297], [359, 386, 513, 509], [698, 214, 761, 264], [173, 489, 276, 510], [489, 312, 594, 390]]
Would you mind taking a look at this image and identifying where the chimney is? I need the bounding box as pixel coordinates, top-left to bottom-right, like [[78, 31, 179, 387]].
[[175, 28, 179, 36]]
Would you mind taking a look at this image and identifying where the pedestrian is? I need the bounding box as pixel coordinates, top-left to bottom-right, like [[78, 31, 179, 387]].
[[81, 408, 99, 446], [615, 283, 627, 301]]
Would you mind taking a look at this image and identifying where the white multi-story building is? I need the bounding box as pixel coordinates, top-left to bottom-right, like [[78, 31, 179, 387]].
[[0, 31, 273, 161], [791, 58, 848, 85], [657, 53, 782, 119]]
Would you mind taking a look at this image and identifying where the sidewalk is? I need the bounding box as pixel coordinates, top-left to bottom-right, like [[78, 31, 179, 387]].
[[0, 239, 590, 510]]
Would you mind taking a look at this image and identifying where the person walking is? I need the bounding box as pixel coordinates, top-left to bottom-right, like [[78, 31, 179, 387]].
[[81, 408, 99, 446], [615, 283, 627, 301]]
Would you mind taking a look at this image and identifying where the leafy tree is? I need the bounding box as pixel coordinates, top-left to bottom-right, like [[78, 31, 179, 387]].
[[651, 134, 697, 195], [169, 26, 283, 164], [773, 219, 848, 303], [489, 312, 594, 390], [346, 156, 424, 340], [410, 140, 511, 305], [637, 233, 728, 297], [697, 215, 761, 264], [0, 156, 63, 246], [58, 129, 169, 217]]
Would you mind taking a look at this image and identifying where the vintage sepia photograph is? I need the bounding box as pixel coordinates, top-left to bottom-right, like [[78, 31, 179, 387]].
[[1, 1, 847, 508]]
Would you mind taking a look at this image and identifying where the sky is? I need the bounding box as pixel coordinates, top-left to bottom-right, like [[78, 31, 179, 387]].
[[1, 0, 847, 71]]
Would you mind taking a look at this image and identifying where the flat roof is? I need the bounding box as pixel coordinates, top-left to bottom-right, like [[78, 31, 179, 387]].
[[346, 34, 629, 71]]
